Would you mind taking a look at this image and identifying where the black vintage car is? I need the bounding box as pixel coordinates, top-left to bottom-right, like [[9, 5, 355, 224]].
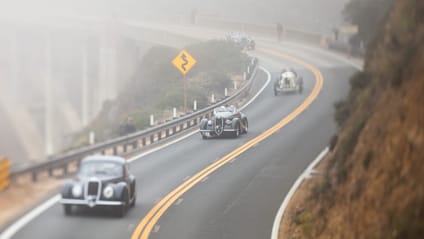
[[60, 156, 136, 217], [199, 105, 248, 139]]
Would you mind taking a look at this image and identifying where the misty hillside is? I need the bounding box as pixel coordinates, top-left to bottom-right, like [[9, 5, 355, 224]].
[[285, 0, 424, 238], [0, 0, 349, 33]]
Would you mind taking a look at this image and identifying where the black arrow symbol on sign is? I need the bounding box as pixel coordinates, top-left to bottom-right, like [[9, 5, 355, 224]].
[[181, 53, 188, 71]]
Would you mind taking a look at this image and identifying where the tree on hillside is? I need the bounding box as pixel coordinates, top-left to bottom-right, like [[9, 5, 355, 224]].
[[343, 0, 393, 45]]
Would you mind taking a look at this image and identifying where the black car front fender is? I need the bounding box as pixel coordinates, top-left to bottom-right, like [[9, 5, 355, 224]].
[[61, 180, 75, 198], [113, 182, 129, 201]]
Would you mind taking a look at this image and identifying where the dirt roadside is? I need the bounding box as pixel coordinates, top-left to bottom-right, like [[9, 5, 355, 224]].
[[0, 176, 63, 232]]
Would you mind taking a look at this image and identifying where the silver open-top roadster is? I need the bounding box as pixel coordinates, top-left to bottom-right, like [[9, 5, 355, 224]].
[[199, 105, 248, 139], [274, 69, 303, 95], [60, 155, 136, 217]]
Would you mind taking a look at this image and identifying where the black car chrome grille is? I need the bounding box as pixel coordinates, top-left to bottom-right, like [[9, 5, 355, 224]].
[[87, 181, 99, 196], [214, 118, 224, 135]]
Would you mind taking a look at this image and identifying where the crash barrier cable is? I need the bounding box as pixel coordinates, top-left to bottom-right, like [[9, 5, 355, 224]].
[[0, 157, 10, 191]]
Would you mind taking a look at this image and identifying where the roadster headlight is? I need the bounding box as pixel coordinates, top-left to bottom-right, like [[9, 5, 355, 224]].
[[225, 119, 232, 125], [103, 185, 114, 199], [207, 120, 212, 125], [72, 184, 82, 197]]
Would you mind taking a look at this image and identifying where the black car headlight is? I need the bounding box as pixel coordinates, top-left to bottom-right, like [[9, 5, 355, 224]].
[[72, 184, 83, 198], [103, 185, 114, 199]]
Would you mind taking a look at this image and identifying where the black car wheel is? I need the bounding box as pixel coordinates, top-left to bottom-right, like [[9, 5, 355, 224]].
[[242, 119, 248, 134], [201, 133, 208, 139], [115, 191, 129, 217], [233, 123, 240, 138], [63, 205, 72, 215]]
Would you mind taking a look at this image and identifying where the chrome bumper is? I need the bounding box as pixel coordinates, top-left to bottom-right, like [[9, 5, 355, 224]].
[[60, 198, 123, 207]]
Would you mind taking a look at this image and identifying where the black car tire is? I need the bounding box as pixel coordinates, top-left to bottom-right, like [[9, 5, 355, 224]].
[[130, 195, 136, 207], [115, 190, 129, 217], [201, 133, 208, 139], [242, 119, 248, 134], [63, 205, 72, 215], [233, 123, 241, 138]]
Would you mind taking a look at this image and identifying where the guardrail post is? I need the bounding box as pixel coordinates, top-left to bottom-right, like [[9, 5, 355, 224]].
[[150, 115, 154, 126], [48, 168, 53, 177], [0, 158, 11, 191], [32, 172, 37, 182], [225, 88, 228, 97], [150, 134, 154, 144], [113, 147, 118, 155], [158, 131, 162, 140], [166, 128, 170, 137], [142, 137, 146, 146], [123, 144, 127, 153], [132, 141, 138, 149], [63, 164, 68, 176]]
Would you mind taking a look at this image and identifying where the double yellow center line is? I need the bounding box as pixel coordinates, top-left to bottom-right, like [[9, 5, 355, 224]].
[[131, 47, 324, 239]]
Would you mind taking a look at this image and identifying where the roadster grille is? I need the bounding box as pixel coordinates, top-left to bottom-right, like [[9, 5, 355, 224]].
[[87, 181, 99, 196]]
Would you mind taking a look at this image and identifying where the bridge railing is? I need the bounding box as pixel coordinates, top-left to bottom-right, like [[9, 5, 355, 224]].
[[10, 58, 258, 183]]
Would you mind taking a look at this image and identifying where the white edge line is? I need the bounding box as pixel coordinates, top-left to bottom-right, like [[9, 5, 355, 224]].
[[270, 46, 363, 239], [0, 195, 61, 239], [270, 147, 329, 239], [0, 66, 272, 239]]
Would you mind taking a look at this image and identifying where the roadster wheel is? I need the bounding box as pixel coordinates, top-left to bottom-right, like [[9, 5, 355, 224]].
[[63, 205, 72, 215]]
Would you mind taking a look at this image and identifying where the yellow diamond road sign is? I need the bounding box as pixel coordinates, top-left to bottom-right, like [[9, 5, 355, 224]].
[[172, 50, 196, 75]]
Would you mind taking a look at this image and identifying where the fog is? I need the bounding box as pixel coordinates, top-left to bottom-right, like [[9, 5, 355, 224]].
[[0, 0, 348, 167], [1, 0, 348, 31]]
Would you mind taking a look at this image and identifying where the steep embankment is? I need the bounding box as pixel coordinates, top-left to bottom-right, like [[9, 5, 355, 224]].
[[286, 1, 424, 238]]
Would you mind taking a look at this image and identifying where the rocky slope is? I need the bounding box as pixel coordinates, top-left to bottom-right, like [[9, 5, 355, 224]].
[[287, 1, 424, 238]]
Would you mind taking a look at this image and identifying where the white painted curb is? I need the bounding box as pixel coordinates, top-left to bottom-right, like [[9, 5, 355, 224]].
[[271, 147, 329, 239]]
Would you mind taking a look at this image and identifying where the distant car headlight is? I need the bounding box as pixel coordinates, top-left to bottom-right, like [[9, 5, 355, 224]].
[[103, 185, 114, 199], [225, 119, 232, 125], [72, 184, 82, 197]]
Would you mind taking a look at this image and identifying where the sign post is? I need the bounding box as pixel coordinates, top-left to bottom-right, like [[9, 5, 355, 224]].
[[172, 50, 196, 112]]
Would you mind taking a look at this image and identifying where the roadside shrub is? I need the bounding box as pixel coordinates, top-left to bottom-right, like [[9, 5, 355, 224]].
[[334, 100, 351, 127]]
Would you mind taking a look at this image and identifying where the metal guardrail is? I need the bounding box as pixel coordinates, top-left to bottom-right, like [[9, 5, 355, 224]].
[[0, 157, 10, 191], [10, 58, 259, 182]]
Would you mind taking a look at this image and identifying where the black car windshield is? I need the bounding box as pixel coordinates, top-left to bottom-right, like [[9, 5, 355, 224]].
[[79, 161, 123, 178]]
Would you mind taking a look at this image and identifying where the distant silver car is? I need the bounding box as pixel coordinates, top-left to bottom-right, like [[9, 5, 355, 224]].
[[60, 156, 136, 217], [273, 69, 303, 95], [226, 32, 256, 51], [199, 105, 248, 139]]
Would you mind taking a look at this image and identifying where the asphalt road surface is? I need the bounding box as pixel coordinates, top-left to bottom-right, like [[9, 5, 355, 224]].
[[5, 33, 356, 239]]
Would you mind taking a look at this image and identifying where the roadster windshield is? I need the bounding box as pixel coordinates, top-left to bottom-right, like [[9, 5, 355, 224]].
[[79, 161, 123, 178]]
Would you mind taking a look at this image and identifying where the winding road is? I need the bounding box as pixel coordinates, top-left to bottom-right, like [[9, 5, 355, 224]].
[[1, 26, 357, 239]]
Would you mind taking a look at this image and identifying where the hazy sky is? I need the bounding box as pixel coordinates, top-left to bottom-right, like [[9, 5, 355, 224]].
[[1, 0, 349, 32]]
